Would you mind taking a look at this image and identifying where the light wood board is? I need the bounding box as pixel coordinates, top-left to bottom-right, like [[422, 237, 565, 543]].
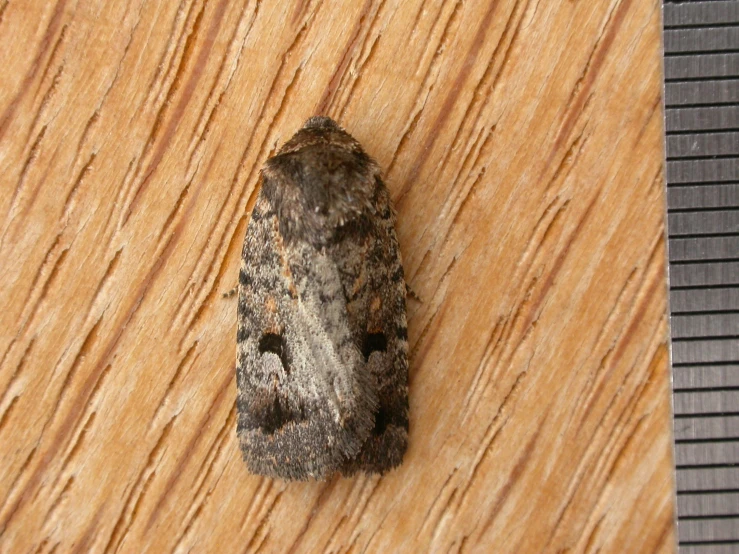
[[0, 0, 675, 552]]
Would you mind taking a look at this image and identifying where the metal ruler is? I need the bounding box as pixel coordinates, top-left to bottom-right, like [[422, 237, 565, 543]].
[[664, 1, 739, 551]]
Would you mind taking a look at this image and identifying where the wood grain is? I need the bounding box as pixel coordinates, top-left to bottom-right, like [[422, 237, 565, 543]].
[[0, 0, 675, 552]]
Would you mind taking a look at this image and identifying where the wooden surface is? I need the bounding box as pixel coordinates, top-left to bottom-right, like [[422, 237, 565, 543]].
[[0, 0, 675, 552]]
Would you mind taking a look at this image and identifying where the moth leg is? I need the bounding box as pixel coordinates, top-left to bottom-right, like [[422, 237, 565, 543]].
[[405, 283, 421, 302]]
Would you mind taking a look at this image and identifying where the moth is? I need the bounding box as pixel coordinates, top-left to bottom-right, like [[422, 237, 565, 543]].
[[236, 116, 409, 480]]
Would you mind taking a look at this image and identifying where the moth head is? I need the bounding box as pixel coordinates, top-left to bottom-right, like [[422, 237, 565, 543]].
[[262, 117, 381, 246]]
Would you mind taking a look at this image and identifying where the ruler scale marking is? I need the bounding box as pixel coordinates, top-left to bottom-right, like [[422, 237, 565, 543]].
[[663, 1, 739, 549]]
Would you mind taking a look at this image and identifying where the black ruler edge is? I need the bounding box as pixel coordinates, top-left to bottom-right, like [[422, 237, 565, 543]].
[[662, 0, 739, 551]]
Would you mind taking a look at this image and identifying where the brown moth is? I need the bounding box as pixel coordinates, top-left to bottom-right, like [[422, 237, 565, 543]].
[[236, 116, 409, 480]]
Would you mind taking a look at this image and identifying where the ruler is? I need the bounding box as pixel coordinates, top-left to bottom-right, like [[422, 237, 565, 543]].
[[664, 1, 739, 551]]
